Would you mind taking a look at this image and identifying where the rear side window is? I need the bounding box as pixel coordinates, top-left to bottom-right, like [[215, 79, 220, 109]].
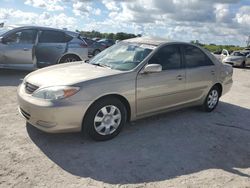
[[149, 45, 181, 70], [64, 34, 73, 42], [39, 30, 69, 43], [183, 45, 214, 68]]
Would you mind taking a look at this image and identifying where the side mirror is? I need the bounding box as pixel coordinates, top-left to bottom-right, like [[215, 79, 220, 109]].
[[143, 64, 162, 73], [0, 37, 3, 43]]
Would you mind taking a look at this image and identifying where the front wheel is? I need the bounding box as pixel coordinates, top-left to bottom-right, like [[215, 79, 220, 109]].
[[93, 49, 101, 56], [203, 86, 220, 112], [83, 97, 127, 141], [240, 61, 246, 68]]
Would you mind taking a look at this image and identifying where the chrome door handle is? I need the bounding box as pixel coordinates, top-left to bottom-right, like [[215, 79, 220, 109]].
[[211, 70, 215, 75], [176, 75, 183, 80], [56, 45, 63, 49], [23, 48, 29, 51]]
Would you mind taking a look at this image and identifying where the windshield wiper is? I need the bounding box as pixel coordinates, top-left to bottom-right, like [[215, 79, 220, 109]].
[[92, 63, 112, 69]]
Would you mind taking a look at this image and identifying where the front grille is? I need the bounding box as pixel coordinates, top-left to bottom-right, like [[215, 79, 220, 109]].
[[20, 108, 31, 120], [25, 82, 39, 94]]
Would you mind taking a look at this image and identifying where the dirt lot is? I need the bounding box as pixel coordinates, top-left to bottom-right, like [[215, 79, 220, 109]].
[[0, 68, 250, 188]]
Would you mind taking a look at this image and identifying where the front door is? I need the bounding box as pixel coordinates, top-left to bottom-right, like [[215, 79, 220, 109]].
[[1, 29, 37, 65], [136, 44, 186, 116]]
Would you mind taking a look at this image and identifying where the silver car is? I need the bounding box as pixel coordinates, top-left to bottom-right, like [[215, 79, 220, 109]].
[[81, 37, 106, 56], [17, 37, 233, 141], [0, 26, 88, 70], [222, 50, 250, 68]]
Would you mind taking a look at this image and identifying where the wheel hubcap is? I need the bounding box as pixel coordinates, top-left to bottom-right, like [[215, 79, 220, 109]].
[[65, 57, 76, 62], [207, 89, 218, 109], [94, 105, 121, 135]]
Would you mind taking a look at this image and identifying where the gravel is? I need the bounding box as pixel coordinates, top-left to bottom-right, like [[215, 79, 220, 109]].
[[0, 68, 250, 188]]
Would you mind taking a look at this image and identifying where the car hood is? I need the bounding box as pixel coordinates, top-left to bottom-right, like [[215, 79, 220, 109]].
[[24, 62, 122, 87]]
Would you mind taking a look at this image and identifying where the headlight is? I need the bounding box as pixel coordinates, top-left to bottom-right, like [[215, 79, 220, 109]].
[[32, 86, 80, 100]]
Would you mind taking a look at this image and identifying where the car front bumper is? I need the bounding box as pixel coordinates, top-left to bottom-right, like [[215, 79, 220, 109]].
[[17, 84, 89, 133], [223, 60, 242, 67]]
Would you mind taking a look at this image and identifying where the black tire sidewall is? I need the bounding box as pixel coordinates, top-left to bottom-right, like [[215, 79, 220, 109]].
[[83, 97, 127, 141], [59, 56, 78, 64], [93, 50, 101, 56], [241, 61, 245, 68], [203, 86, 220, 112]]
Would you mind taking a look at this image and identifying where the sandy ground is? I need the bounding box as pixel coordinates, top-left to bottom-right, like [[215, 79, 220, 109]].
[[0, 68, 250, 188]]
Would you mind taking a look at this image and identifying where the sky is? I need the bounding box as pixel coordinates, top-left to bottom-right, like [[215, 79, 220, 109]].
[[0, 0, 250, 46]]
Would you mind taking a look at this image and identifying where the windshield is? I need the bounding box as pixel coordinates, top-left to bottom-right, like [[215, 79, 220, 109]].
[[231, 51, 244, 56], [89, 42, 154, 71], [241, 51, 250, 56]]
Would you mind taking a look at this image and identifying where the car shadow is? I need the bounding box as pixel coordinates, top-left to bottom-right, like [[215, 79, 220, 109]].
[[26, 102, 250, 184], [0, 69, 31, 86]]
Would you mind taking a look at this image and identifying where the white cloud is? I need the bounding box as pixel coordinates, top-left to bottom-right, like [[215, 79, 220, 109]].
[[99, 0, 249, 46], [72, 1, 102, 17], [25, 0, 64, 11], [102, 0, 120, 11], [0, 8, 77, 30], [1, 0, 250, 46], [235, 6, 250, 27]]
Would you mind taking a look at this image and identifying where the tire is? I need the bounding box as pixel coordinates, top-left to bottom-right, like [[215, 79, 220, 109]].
[[59, 55, 80, 64], [240, 61, 246, 68], [93, 49, 101, 56], [202, 86, 220, 112], [83, 97, 127, 141]]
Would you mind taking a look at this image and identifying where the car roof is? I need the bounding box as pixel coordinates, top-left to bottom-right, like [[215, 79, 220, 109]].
[[7, 25, 79, 35], [124, 37, 172, 46]]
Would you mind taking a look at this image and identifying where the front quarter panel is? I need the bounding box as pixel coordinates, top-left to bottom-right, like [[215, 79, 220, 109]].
[[70, 71, 137, 121], [219, 63, 233, 96]]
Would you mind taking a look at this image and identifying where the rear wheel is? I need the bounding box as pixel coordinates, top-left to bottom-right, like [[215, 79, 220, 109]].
[[59, 55, 81, 64], [93, 49, 101, 56], [83, 97, 127, 141], [203, 86, 220, 112]]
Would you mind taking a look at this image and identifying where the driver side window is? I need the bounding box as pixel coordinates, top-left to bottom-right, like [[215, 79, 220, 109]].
[[148, 45, 181, 70], [5, 29, 37, 44]]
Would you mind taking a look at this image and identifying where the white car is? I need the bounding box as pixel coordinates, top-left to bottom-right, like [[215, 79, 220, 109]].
[[222, 51, 250, 68]]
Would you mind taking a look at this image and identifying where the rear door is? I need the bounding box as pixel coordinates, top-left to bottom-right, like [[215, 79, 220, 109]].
[[1, 29, 37, 65], [136, 44, 187, 116], [181, 44, 216, 102], [36, 30, 67, 67]]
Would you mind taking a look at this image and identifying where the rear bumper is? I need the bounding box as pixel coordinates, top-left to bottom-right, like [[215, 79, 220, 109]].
[[17, 84, 89, 133]]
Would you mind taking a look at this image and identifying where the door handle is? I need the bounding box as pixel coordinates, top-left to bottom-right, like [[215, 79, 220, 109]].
[[211, 70, 215, 75], [56, 45, 63, 49], [23, 48, 29, 51], [176, 75, 183, 80]]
